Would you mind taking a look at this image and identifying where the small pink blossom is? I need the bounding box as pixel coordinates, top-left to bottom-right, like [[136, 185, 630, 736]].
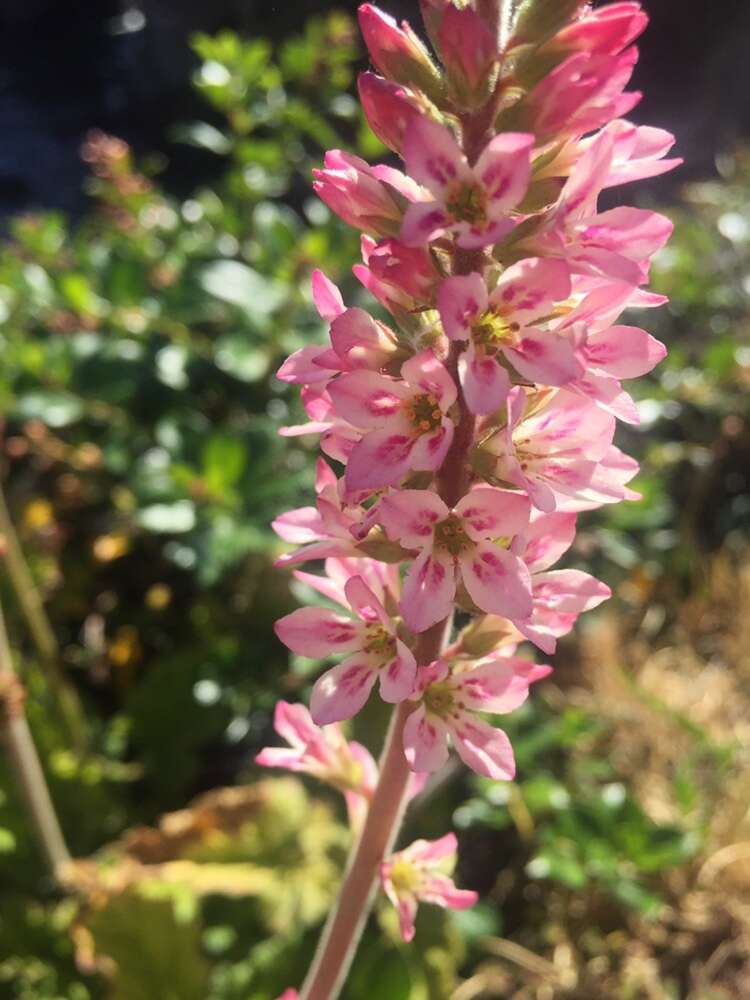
[[379, 487, 532, 632], [256, 700, 377, 828], [486, 387, 636, 512], [437, 258, 580, 413], [400, 118, 534, 249], [272, 460, 365, 566], [278, 304, 400, 388], [381, 833, 477, 942], [329, 350, 457, 490], [403, 656, 551, 778], [276, 575, 417, 724], [354, 235, 440, 312], [526, 125, 674, 286], [521, 46, 641, 143], [275, 990, 298, 1000], [313, 150, 425, 238]]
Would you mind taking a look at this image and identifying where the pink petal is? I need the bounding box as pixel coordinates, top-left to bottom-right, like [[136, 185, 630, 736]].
[[403, 117, 471, 199], [532, 569, 611, 612], [474, 132, 534, 215], [275, 607, 361, 657], [272, 506, 323, 544], [310, 657, 378, 724], [273, 700, 321, 750], [460, 543, 533, 620], [409, 419, 454, 472], [491, 257, 571, 325], [404, 832, 457, 863], [437, 273, 487, 341], [401, 200, 451, 246], [448, 715, 516, 779], [459, 344, 511, 415], [379, 639, 417, 703], [311, 269, 345, 321], [401, 350, 458, 409], [580, 206, 673, 261], [455, 486, 531, 541], [403, 704, 450, 772], [420, 873, 478, 911], [455, 658, 534, 714], [521, 511, 578, 571], [584, 324, 667, 377], [504, 328, 584, 386], [328, 370, 410, 429], [345, 575, 390, 625], [401, 548, 455, 633], [277, 345, 332, 384], [344, 429, 416, 490], [379, 489, 448, 548]]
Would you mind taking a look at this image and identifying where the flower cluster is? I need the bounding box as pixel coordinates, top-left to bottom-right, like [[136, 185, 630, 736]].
[[261, 0, 678, 961]]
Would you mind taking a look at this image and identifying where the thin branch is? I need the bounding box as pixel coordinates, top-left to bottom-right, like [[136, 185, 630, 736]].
[[0, 476, 87, 750], [0, 596, 71, 875]]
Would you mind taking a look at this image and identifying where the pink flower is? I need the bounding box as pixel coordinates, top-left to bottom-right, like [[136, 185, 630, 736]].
[[276, 575, 417, 724], [515, 511, 611, 652], [278, 304, 400, 387], [400, 118, 534, 249], [272, 460, 365, 566], [403, 656, 551, 777], [256, 700, 377, 827], [485, 387, 636, 512], [545, 3, 648, 58], [313, 150, 424, 238], [379, 487, 532, 632], [521, 47, 641, 143], [437, 258, 581, 413], [526, 126, 674, 286], [294, 555, 400, 614], [380, 833, 477, 942], [275, 991, 298, 1000], [329, 350, 457, 490], [354, 235, 440, 312]]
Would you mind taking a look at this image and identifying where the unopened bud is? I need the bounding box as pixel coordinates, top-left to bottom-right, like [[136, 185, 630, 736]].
[[358, 4, 444, 103]]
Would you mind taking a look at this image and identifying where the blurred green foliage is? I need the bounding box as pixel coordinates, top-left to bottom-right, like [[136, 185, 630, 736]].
[[0, 11, 748, 999]]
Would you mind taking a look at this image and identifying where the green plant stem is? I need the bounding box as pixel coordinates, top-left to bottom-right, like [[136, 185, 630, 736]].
[[0, 479, 87, 751], [0, 597, 70, 875]]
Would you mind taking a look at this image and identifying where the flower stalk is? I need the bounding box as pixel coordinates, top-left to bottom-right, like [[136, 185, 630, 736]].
[[261, 2, 679, 996]]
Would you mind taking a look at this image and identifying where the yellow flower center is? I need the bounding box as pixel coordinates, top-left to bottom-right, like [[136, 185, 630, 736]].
[[362, 623, 396, 660], [423, 680, 456, 718], [471, 310, 520, 354], [402, 392, 443, 434], [388, 858, 422, 894], [445, 181, 487, 225], [433, 514, 472, 556]]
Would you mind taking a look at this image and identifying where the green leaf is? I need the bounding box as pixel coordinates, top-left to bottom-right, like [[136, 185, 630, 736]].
[[213, 333, 271, 382], [15, 390, 84, 428], [137, 501, 196, 534], [202, 434, 247, 494], [198, 259, 286, 323]]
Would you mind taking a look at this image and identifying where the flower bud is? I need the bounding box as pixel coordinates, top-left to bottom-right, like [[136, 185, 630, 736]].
[[313, 150, 403, 237], [358, 4, 443, 102], [357, 72, 424, 153], [438, 5, 498, 108]]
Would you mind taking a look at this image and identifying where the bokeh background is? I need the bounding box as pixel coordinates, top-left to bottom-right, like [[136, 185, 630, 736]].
[[0, 2, 749, 998]]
